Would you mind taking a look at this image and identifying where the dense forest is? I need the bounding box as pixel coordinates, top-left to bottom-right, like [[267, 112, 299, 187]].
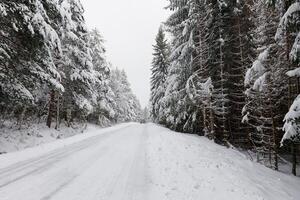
[[0, 0, 299, 177], [150, 0, 300, 174], [0, 0, 142, 129], [0, 1, 299, 199]]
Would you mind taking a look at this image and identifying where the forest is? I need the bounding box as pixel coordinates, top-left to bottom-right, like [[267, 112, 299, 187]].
[[0, 0, 142, 131], [0, 0, 299, 199], [0, 0, 299, 182], [150, 0, 300, 174]]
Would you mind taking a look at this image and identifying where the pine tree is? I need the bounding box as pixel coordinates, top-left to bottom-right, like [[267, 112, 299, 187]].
[[0, 0, 67, 128], [87, 29, 111, 126], [109, 68, 142, 123], [162, 0, 199, 133], [185, 0, 213, 135], [0, 0, 142, 129], [226, 0, 255, 147], [204, 0, 231, 143], [58, 0, 99, 126], [150, 27, 170, 123], [243, 0, 290, 169], [0, 0, 64, 111], [163, 0, 251, 138], [276, 0, 300, 175]]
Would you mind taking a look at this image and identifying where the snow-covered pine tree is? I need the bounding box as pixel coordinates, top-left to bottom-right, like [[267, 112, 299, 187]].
[[86, 29, 112, 126], [150, 27, 170, 124], [162, 0, 201, 133], [181, 0, 209, 134], [162, 0, 250, 139], [185, 0, 214, 136], [282, 94, 300, 175], [0, 0, 64, 125], [226, 0, 255, 147], [161, 0, 256, 145], [205, 0, 253, 146], [243, 0, 290, 169], [204, 0, 231, 143], [109, 68, 142, 123], [58, 0, 99, 126], [276, 0, 300, 175], [141, 107, 151, 123]]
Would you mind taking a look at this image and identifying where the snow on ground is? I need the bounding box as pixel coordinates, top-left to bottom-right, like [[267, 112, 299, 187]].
[[145, 124, 300, 200], [0, 123, 299, 200], [0, 122, 87, 154]]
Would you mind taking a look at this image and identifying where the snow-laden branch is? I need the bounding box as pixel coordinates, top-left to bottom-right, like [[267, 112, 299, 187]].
[[186, 73, 213, 105], [282, 95, 300, 145], [245, 47, 270, 90], [286, 32, 300, 77], [275, 2, 300, 64], [275, 2, 300, 42]]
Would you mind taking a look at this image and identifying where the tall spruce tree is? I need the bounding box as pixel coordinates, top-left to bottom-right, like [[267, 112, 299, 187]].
[[276, 0, 300, 175], [162, 0, 198, 133], [87, 29, 111, 126], [58, 0, 99, 127], [0, 0, 63, 110], [109, 68, 142, 123], [150, 27, 170, 123], [0, 0, 65, 127]]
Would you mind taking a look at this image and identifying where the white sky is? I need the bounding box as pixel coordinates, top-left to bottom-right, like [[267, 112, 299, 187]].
[[81, 0, 170, 107]]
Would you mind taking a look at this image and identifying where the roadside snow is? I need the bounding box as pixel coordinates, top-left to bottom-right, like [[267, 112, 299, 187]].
[[0, 123, 86, 153], [145, 123, 300, 200]]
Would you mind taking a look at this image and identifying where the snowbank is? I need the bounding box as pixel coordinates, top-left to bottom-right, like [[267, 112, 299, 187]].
[[145, 123, 300, 200]]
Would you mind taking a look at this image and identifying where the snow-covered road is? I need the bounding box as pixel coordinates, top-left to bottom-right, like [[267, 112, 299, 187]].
[[0, 124, 149, 200], [0, 123, 299, 200]]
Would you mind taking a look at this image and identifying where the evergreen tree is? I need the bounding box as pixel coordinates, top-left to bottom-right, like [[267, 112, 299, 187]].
[[0, 0, 66, 127], [162, 0, 198, 133], [87, 29, 111, 126], [109, 68, 142, 123], [0, 0, 63, 112], [204, 0, 230, 142], [276, 0, 300, 175], [150, 27, 170, 123], [58, 0, 99, 126], [0, 0, 142, 129], [243, 0, 298, 170]]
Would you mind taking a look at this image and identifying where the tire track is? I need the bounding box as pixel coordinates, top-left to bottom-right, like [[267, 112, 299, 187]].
[[0, 125, 133, 189]]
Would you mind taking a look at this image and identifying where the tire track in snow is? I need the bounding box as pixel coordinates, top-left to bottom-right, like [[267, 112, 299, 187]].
[[39, 146, 110, 200], [0, 125, 132, 189], [0, 124, 132, 176]]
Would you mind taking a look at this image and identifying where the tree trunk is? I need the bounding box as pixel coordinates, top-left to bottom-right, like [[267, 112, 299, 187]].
[[271, 109, 278, 170], [292, 143, 297, 176], [18, 106, 27, 129], [203, 107, 207, 134], [55, 92, 60, 130], [209, 96, 215, 140], [66, 107, 72, 128], [47, 90, 55, 128]]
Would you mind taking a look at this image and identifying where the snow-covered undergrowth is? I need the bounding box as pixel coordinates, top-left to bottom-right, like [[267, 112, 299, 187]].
[[145, 123, 300, 200], [0, 122, 131, 169], [0, 122, 86, 154]]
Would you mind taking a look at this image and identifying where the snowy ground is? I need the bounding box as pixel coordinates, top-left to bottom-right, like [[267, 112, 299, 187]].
[[0, 122, 94, 153], [0, 123, 299, 200]]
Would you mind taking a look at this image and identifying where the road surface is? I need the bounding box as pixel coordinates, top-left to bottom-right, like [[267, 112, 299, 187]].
[[0, 124, 149, 200]]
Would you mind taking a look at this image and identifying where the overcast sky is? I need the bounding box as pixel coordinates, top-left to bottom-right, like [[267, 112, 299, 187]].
[[81, 0, 170, 107]]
